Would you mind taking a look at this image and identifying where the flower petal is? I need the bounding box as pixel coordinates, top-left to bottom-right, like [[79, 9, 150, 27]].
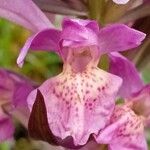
[[60, 18, 99, 48], [27, 66, 122, 146], [62, 18, 100, 33], [0, 68, 35, 108], [96, 104, 148, 150], [112, 0, 130, 4], [0, 68, 36, 130], [109, 52, 144, 98], [17, 29, 61, 67], [0, 118, 14, 142], [99, 24, 146, 54], [0, 0, 54, 32]]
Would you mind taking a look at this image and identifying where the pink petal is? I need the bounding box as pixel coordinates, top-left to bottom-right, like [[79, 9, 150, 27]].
[[62, 18, 100, 33], [13, 82, 34, 108], [17, 29, 61, 67], [99, 24, 146, 54], [0, 68, 36, 130], [96, 104, 148, 150], [0, 69, 35, 108], [60, 19, 101, 62], [109, 52, 144, 98], [0, 0, 54, 32], [27, 67, 122, 146], [112, 0, 130, 4], [0, 69, 35, 126], [0, 118, 14, 142], [60, 18, 99, 48]]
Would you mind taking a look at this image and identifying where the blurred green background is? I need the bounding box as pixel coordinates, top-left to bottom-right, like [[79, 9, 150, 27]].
[[0, 18, 62, 84]]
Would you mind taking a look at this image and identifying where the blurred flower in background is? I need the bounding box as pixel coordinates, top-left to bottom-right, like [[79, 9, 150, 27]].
[[0, 0, 149, 150]]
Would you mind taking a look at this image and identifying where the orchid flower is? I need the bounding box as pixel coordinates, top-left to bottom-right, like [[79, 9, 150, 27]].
[[96, 85, 150, 150], [0, 0, 146, 148], [0, 69, 35, 142], [24, 19, 146, 148]]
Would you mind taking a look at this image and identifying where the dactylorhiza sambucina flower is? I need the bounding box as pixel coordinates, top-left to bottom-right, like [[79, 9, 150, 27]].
[[96, 85, 150, 150], [0, 69, 34, 142], [0, 0, 146, 148]]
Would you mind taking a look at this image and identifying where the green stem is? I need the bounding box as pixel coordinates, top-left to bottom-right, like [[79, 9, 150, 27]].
[[88, 0, 106, 25]]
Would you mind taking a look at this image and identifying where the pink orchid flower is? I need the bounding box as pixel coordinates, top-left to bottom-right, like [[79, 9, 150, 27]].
[[26, 19, 145, 148], [0, 0, 146, 148]]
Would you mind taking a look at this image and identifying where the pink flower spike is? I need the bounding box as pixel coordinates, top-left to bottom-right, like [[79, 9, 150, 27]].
[[0, 0, 54, 32]]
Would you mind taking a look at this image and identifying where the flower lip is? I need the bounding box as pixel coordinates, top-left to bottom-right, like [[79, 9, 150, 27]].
[[27, 65, 122, 146]]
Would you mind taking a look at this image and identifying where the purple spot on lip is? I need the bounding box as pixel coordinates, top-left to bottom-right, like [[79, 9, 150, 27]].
[[66, 101, 69, 105], [97, 87, 101, 92], [93, 99, 96, 102], [102, 86, 105, 90], [86, 90, 90, 94], [89, 103, 92, 106], [53, 88, 56, 94]]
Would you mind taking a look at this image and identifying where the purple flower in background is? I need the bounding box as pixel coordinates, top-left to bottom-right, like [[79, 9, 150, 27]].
[[96, 85, 150, 150], [0, 0, 146, 148], [0, 109, 14, 142], [109, 52, 144, 98], [0, 69, 35, 142]]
